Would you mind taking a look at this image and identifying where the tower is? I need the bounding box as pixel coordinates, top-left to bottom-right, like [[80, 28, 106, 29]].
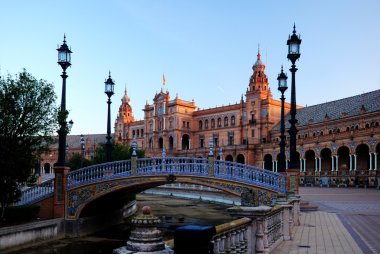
[[115, 87, 135, 143]]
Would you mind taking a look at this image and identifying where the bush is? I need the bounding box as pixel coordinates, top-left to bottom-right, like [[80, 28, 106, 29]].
[[3, 205, 40, 224]]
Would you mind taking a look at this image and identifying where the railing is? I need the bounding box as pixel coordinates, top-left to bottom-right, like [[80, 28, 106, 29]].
[[67, 160, 131, 188], [267, 206, 283, 250], [214, 160, 287, 193], [14, 179, 54, 206], [212, 217, 251, 253], [18, 156, 287, 205]]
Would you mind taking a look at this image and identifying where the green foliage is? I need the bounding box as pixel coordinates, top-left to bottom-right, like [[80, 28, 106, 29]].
[[92, 142, 145, 164], [68, 153, 92, 171], [3, 205, 40, 225], [0, 69, 57, 222]]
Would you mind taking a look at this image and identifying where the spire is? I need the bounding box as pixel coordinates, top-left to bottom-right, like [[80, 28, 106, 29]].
[[293, 23, 296, 34], [122, 84, 130, 104], [253, 45, 264, 70], [161, 73, 166, 92]]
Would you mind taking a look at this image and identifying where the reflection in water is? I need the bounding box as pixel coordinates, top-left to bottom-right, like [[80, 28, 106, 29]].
[[7, 194, 232, 254]]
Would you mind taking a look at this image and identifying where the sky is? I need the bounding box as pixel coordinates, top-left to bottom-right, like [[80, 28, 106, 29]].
[[0, 1, 379, 135]]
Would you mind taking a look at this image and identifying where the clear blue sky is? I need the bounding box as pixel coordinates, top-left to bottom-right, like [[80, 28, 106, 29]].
[[1, 1, 379, 135]]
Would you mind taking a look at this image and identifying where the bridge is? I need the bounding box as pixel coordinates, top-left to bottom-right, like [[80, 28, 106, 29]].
[[16, 156, 287, 220]]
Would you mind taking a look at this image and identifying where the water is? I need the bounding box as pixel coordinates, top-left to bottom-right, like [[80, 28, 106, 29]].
[[6, 194, 233, 254]]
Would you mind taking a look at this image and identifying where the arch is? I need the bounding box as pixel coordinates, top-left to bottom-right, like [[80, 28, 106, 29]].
[[205, 119, 209, 129], [337, 146, 350, 172], [356, 144, 369, 171], [216, 155, 221, 160], [237, 154, 245, 164], [320, 148, 332, 173], [263, 154, 273, 171], [224, 117, 229, 127], [225, 155, 233, 162], [231, 116, 236, 126], [158, 137, 163, 149], [198, 120, 203, 130], [169, 136, 174, 150], [305, 150, 315, 172], [211, 119, 215, 128], [44, 163, 51, 174], [182, 134, 190, 150], [376, 143, 380, 171], [217, 118, 222, 127]]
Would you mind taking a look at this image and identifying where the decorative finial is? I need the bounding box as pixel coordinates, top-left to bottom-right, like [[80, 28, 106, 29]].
[[108, 70, 111, 78], [132, 135, 137, 157], [257, 44, 261, 60], [209, 136, 214, 157], [63, 34, 66, 43], [219, 147, 223, 159], [162, 146, 166, 158], [293, 23, 296, 34]]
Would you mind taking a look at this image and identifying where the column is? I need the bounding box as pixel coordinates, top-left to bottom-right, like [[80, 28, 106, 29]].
[[163, 117, 166, 130], [354, 154, 357, 171], [369, 153, 372, 171], [315, 157, 318, 172], [319, 157, 322, 171], [350, 155, 353, 171], [189, 139, 191, 149], [272, 160, 275, 171], [262, 161, 265, 169], [336, 155, 339, 172], [299, 158, 302, 172], [286, 160, 289, 170], [331, 156, 335, 171], [375, 153, 378, 170], [274, 160, 278, 172]]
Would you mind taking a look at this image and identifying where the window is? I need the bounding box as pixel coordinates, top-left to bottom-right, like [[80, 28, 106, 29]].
[[211, 119, 215, 128], [141, 129, 144, 136], [137, 129, 140, 137], [132, 130, 135, 137], [199, 120, 203, 130], [183, 121, 185, 128], [251, 129, 255, 137], [228, 131, 234, 146], [231, 116, 235, 126], [217, 118, 221, 127], [187, 122, 190, 128], [199, 136, 204, 148], [214, 137, 219, 147], [224, 117, 228, 127], [205, 119, 209, 129]]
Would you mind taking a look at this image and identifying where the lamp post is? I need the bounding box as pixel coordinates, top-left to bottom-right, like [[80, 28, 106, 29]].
[[56, 35, 72, 166], [104, 72, 115, 162], [277, 66, 288, 172], [287, 24, 301, 170], [80, 134, 85, 167]]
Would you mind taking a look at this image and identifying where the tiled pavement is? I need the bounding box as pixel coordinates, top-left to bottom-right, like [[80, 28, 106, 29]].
[[273, 187, 380, 254], [273, 211, 364, 254]]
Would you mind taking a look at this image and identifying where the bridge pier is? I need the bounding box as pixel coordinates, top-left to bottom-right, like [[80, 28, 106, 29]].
[[53, 166, 69, 218]]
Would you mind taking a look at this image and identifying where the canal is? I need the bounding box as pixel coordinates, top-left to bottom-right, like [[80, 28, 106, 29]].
[[6, 194, 233, 254]]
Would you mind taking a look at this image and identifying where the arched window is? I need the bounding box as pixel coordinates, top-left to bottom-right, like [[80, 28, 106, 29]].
[[217, 118, 222, 127], [132, 130, 135, 137], [211, 119, 215, 128], [224, 117, 228, 127], [205, 119, 209, 129], [231, 116, 236, 126], [199, 120, 203, 130]]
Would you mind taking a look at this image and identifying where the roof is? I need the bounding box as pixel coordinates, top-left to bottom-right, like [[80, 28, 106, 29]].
[[272, 89, 380, 131], [50, 134, 111, 149]]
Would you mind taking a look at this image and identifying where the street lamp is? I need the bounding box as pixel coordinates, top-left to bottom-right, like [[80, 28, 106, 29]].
[[104, 72, 115, 162], [80, 134, 85, 167], [287, 24, 301, 170], [277, 66, 288, 172], [56, 35, 72, 166]]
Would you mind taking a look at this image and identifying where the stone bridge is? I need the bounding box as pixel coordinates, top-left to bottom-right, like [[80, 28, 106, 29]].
[[16, 156, 287, 220]]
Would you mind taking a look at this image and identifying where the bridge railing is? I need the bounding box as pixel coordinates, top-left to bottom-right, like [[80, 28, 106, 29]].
[[214, 160, 287, 193], [14, 179, 54, 206], [137, 157, 209, 175], [67, 160, 131, 188]]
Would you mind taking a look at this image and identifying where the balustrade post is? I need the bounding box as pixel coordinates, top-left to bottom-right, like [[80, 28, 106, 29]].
[[131, 136, 137, 175], [228, 205, 272, 254], [53, 165, 69, 218], [277, 195, 291, 241]]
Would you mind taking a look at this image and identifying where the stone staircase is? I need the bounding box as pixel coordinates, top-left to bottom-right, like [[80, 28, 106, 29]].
[[300, 201, 319, 212]]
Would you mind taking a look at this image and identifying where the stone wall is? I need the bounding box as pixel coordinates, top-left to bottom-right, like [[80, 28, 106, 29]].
[[0, 218, 65, 251]]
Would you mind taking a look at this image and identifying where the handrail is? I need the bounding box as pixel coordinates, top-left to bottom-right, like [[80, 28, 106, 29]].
[[14, 179, 54, 206], [18, 157, 287, 206]]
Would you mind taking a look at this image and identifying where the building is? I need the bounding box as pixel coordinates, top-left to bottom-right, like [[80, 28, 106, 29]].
[[114, 51, 380, 187]]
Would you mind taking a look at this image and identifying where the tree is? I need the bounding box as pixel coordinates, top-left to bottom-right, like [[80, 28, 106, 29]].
[[92, 143, 145, 164], [67, 153, 92, 171], [0, 70, 57, 223]]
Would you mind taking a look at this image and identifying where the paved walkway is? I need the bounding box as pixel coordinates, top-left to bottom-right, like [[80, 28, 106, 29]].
[[273, 211, 364, 254]]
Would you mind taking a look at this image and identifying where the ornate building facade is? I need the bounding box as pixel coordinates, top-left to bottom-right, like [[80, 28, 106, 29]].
[[115, 51, 380, 187]]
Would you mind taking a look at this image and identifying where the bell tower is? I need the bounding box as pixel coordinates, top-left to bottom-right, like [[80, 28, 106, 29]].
[[115, 87, 135, 143]]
